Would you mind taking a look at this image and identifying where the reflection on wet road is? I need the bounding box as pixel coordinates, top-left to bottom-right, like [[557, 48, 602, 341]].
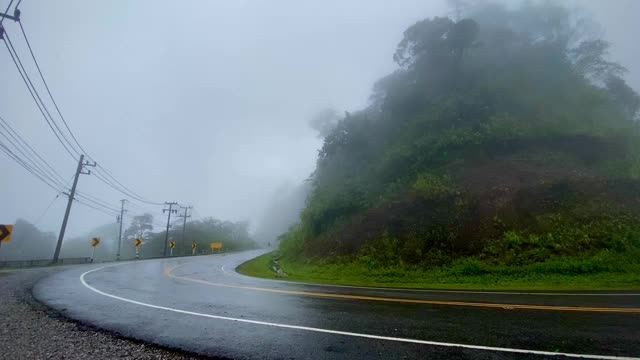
[[34, 250, 640, 359]]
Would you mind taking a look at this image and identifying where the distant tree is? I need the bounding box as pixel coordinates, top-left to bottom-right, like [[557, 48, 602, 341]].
[[0, 219, 56, 261], [570, 39, 625, 80], [276, 0, 640, 266], [605, 76, 640, 121], [124, 213, 154, 241], [309, 108, 340, 138]]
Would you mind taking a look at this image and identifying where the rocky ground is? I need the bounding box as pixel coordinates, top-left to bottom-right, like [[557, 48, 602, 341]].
[[0, 268, 214, 360]]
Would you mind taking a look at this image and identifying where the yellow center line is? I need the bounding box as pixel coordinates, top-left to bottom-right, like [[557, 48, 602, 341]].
[[163, 263, 640, 313]]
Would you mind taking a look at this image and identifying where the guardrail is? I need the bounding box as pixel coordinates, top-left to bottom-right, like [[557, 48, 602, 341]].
[[0, 257, 92, 268]]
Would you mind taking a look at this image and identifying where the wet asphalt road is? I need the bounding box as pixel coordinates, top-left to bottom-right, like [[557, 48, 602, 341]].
[[33, 250, 640, 359]]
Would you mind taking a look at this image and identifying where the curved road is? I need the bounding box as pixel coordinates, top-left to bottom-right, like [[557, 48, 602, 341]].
[[34, 250, 640, 359]]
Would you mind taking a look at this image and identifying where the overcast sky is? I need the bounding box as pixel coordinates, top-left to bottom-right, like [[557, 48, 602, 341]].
[[1, 0, 639, 238]]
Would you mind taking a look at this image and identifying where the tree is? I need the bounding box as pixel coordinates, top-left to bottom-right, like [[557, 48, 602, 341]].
[[277, 0, 640, 266], [606, 76, 640, 121], [0, 219, 56, 261], [570, 39, 625, 81], [124, 213, 154, 241], [309, 108, 340, 138]]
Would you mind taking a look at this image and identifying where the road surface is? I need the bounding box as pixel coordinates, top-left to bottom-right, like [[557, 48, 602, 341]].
[[34, 250, 640, 359]]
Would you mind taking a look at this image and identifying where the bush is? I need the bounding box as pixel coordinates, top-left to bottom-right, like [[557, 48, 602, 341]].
[[412, 173, 455, 199]]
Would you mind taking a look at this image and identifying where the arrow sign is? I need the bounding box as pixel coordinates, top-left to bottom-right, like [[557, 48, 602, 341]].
[[0, 224, 13, 242], [191, 242, 197, 250], [169, 241, 176, 249], [134, 238, 143, 247], [90, 237, 101, 247]]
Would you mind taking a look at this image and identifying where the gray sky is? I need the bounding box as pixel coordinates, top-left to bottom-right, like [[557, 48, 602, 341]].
[[1, 0, 638, 238]]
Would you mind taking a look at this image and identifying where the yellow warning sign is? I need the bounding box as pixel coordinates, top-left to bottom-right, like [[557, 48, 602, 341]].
[[134, 238, 143, 247], [210, 242, 223, 250], [0, 224, 13, 242], [90, 237, 101, 247], [169, 241, 176, 248]]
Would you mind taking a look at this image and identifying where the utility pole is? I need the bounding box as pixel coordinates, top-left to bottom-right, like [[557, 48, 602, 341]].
[[116, 199, 127, 261], [162, 202, 178, 257], [53, 155, 96, 263], [177, 205, 192, 255], [0, 5, 21, 25]]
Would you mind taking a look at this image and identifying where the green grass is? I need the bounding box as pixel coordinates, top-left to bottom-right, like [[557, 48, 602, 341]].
[[237, 252, 640, 290], [236, 252, 277, 278]]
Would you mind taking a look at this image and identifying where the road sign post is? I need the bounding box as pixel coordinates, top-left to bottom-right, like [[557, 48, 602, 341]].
[[90, 237, 100, 262], [0, 224, 13, 251], [134, 238, 143, 259], [210, 242, 223, 254], [191, 242, 197, 256], [169, 241, 176, 256]]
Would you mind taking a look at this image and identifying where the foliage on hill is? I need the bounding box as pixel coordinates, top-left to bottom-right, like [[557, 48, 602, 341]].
[[277, 1, 640, 278], [0, 219, 56, 261], [137, 216, 256, 258]]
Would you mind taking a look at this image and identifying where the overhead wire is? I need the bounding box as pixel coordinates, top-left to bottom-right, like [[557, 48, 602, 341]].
[[0, 114, 68, 187], [0, 0, 14, 26], [0, 126, 65, 189], [19, 15, 163, 205], [0, 139, 63, 192], [6, 8, 164, 206], [2, 30, 79, 160], [75, 191, 120, 211], [76, 199, 120, 217], [4, 2, 168, 209], [17, 19, 87, 158], [33, 192, 61, 225], [75, 193, 121, 213]]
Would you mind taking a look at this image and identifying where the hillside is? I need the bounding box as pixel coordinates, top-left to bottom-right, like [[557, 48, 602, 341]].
[[260, 2, 640, 288]]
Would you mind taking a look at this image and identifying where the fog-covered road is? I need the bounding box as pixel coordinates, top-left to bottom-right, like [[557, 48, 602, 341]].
[[33, 250, 640, 359]]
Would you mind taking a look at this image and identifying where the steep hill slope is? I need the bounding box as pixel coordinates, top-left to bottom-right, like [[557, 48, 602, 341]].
[[271, 2, 640, 287]]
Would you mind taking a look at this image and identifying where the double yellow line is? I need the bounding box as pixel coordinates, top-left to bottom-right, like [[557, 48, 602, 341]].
[[164, 263, 640, 313]]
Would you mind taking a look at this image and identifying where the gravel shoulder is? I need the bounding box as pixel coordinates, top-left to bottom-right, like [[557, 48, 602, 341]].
[[0, 267, 213, 360]]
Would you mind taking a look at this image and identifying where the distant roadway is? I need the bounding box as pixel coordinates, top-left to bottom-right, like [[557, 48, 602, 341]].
[[33, 250, 640, 359]]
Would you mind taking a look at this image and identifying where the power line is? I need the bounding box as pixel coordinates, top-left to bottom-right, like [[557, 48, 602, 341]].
[[0, 114, 68, 187], [0, 127, 66, 189], [17, 19, 87, 158], [76, 199, 119, 217], [94, 165, 164, 205], [1, 113, 122, 220], [0, 0, 14, 27], [0, 138, 63, 192], [75, 191, 119, 210], [33, 192, 61, 225], [91, 170, 163, 205], [1, 30, 78, 160], [127, 201, 165, 216], [75, 193, 120, 213], [16, 18, 163, 205], [5, 15, 164, 206]]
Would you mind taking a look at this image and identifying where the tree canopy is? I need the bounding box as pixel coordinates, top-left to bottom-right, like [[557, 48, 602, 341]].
[[282, 1, 640, 265]]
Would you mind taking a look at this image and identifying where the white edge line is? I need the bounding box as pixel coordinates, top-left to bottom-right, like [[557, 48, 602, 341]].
[[79, 265, 638, 360]]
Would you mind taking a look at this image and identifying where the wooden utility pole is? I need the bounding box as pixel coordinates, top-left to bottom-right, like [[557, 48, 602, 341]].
[[162, 202, 178, 257], [116, 199, 127, 261], [53, 155, 95, 263], [177, 205, 192, 255]]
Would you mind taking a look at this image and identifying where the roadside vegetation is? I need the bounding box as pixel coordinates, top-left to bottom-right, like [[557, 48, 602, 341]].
[[0, 217, 257, 263], [241, 1, 640, 290]]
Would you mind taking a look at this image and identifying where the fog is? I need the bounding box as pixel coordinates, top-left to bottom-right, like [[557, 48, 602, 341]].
[[1, 0, 638, 251]]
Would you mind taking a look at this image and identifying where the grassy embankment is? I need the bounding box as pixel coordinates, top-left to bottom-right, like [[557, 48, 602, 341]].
[[237, 251, 640, 290]]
